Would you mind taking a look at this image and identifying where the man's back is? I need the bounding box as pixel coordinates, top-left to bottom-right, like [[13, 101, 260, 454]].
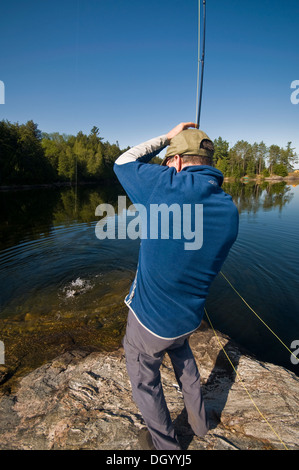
[[114, 135, 239, 339]]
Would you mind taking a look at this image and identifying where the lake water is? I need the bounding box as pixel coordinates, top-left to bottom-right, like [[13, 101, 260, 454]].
[[0, 179, 298, 376]]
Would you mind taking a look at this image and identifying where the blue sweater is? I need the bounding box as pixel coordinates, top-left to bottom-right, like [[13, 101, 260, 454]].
[[114, 134, 239, 339]]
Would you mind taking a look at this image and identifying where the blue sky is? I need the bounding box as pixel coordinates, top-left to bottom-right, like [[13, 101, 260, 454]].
[[1, 0, 299, 164]]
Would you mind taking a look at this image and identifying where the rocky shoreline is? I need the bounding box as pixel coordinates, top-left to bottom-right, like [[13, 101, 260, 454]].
[[223, 175, 299, 183], [1, 175, 299, 192], [0, 321, 298, 451]]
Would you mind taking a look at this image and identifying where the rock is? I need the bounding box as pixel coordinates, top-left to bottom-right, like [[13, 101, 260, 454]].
[[0, 323, 298, 450]]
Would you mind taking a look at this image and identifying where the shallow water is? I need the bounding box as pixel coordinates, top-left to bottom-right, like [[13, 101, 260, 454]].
[[0, 180, 298, 376]]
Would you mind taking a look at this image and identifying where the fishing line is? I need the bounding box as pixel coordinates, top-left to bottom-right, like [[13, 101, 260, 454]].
[[195, 0, 201, 125], [204, 271, 297, 449], [220, 271, 298, 362], [195, 0, 206, 128], [205, 308, 289, 450]]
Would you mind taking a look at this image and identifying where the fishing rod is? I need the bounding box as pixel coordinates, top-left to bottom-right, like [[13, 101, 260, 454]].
[[196, 0, 207, 129]]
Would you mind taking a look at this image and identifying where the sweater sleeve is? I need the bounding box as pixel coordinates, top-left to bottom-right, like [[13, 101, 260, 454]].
[[113, 134, 170, 206]]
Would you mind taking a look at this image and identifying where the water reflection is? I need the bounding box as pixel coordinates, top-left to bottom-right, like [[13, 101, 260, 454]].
[[0, 182, 126, 251], [0, 181, 295, 253], [223, 181, 294, 215]]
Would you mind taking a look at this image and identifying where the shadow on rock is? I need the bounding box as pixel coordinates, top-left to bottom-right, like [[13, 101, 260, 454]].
[[174, 339, 241, 449], [203, 339, 241, 430]]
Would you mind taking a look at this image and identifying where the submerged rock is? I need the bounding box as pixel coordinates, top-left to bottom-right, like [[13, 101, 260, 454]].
[[0, 323, 298, 450], [0, 304, 129, 390]]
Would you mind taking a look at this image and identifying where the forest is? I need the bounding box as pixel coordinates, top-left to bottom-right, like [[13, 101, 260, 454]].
[[0, 119, 297, 185], [213, 136, 297, 178], [0, 120, 129, 185]]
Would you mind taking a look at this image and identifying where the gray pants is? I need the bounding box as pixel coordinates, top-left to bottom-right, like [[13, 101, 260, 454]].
[[123, 309, 209, 450]]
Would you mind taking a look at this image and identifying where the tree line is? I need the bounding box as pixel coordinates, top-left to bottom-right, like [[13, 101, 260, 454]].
[[213, 137, 297, 178], [0, 120, 129, 185], [0, 119, 297, 185]]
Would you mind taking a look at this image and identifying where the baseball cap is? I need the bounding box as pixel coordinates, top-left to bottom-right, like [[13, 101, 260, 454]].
[[161, 128, 214, 166]]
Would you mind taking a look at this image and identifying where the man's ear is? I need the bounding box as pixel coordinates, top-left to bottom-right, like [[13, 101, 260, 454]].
[[175, 155, 182, 172]]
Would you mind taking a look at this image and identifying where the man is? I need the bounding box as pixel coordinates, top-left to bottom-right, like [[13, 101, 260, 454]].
[[113, 122, 239, 450]]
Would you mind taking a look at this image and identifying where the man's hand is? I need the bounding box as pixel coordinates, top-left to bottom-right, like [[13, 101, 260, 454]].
[[167, 122, 198, 141]]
